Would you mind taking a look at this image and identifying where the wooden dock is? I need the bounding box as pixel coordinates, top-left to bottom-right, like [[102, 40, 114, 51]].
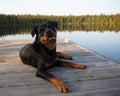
[[0, 39, 120, 96]]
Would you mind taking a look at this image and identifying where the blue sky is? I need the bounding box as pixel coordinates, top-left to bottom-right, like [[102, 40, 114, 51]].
[[0, 0, 120, 15]]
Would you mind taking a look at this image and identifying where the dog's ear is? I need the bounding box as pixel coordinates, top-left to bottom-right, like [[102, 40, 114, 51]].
[[48, 21, 58, 29], [53, 21, 58, 29], [31, 26, 38, 37]]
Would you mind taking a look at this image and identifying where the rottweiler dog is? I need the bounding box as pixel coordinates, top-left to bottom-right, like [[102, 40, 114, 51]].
[[19, 21, 87, 93]]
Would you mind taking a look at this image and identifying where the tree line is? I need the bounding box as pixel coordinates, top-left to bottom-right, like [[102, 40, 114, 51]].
[[0, 14, 120, 32]]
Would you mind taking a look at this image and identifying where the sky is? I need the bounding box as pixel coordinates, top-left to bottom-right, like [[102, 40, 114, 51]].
[[0, 0, 120, 15]]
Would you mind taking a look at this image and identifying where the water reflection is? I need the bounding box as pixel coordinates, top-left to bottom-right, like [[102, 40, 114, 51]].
[[0, 25, 120, 64], [0, 24, 120, 37]]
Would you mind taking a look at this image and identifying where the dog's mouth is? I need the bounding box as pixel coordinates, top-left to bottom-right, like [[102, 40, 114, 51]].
[[48, 36, 56, 41], [40, 31, 56, 50], [41, 36, 56, 43], [40, 30, 57, 44], [40, 35, 56, 50]]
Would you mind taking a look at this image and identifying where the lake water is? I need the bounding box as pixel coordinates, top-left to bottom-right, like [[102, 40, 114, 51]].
[[58, 31, 120, 64], [0, 31, 120, 64]]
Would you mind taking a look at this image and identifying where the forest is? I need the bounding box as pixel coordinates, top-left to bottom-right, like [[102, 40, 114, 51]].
[[0, 14, 120, 33]]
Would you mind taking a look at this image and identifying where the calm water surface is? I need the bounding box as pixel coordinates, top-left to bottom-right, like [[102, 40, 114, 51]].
[[58, 31, 120, 64], [0, 31, 120, 64]]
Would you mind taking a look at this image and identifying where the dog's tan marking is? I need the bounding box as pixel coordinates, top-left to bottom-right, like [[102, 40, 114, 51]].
[[49, 77, 69, 93]]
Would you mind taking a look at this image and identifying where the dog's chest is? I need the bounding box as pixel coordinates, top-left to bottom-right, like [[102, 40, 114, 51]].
[[45, 56, 58, 68], [45, 62, 54, 68]]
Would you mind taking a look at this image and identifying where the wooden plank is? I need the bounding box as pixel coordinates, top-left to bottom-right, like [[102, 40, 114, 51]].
[[0, 39, 120, 96], [0, 78, 120, 96], [1, 67, 120, 87]]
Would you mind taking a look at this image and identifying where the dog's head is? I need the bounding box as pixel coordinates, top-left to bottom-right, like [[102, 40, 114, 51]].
[[31, 21, 58, 50]]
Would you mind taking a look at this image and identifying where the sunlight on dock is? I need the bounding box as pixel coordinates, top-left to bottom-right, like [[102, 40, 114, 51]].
[[0, 39, 120, 96]]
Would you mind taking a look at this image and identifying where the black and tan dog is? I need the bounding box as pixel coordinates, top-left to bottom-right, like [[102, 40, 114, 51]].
[[19, 21, 87, 93]]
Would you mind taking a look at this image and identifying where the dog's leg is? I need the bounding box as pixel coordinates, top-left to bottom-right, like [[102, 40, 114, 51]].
[[56, 60, 87, 69], [36, 70, 69, 93], [62, 62, 87, 69], [57, 52, 72, 60]]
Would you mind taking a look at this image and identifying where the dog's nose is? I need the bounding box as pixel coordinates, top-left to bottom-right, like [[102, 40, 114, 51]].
[[46, 30, 56, 37]]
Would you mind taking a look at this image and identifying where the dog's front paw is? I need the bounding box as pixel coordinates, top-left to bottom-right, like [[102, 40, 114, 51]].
[[56, 81, 69, 93]]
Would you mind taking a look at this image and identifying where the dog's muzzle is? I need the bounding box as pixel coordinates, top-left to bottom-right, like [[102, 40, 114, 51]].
[[46, 30, 56, 41]]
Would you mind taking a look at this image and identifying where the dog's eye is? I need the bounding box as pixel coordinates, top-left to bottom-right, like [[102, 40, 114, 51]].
[[40, 27, 44, 30]]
